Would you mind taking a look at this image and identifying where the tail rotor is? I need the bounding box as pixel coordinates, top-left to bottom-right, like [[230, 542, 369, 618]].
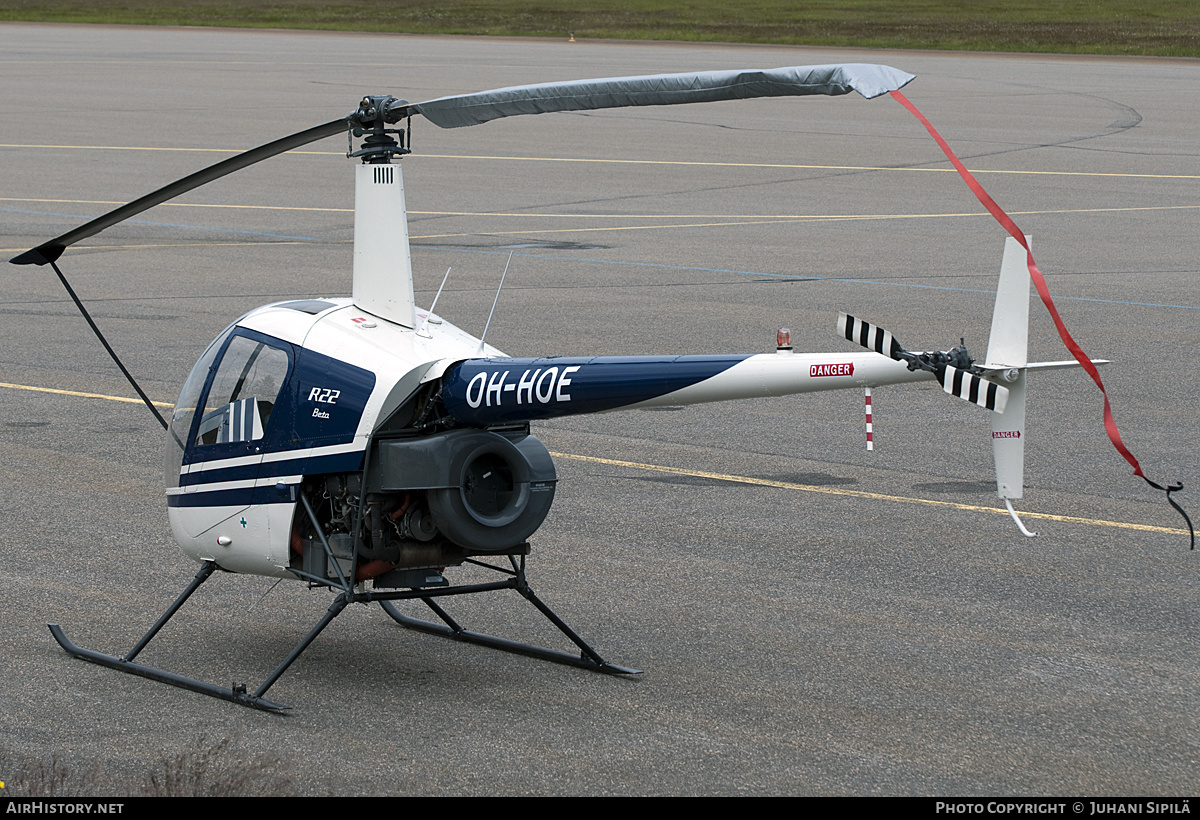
[[837, 312, 1009, 413]]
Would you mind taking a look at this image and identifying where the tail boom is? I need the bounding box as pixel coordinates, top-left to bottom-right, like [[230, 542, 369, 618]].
[[440, 352, 932, 426]]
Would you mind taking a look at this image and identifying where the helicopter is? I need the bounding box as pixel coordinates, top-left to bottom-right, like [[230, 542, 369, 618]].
[[11, 63, 1113, 713]]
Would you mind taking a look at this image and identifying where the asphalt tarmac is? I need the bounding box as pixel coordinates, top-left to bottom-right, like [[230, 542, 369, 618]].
[[1, 24, 1198, 796]]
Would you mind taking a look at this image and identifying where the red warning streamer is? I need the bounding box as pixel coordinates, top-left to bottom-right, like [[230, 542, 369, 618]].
[[890, 90, 1192, 546], [889, 90, 1142, 476]]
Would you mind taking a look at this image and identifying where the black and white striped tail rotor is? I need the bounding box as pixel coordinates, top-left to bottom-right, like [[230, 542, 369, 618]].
[[938, 365, 1008, 413], [837, 311, 1008, 413], [837, 312, 903, 360]]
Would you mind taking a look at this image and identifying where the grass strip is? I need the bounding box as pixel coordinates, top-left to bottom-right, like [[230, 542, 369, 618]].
[[1, 1, 1198, 57]]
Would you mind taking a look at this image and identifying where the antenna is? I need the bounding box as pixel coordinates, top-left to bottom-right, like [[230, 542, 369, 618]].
[[477, 251, 513, 355], [416, 266, 452, 338]]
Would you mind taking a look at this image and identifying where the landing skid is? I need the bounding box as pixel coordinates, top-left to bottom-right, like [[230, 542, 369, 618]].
[[49, 554, 638, 713]]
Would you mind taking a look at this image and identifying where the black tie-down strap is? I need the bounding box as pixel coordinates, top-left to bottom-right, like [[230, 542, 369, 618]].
[[1141, 477, 1195, 550]]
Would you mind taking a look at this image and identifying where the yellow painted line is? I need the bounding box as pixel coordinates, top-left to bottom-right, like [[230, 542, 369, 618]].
[[0, 143, 332, 156], [0, 196, 929, 219], [411, 216, 829, 240], [0, 381, 173, 408], [0, 241, 326, 254], [7, 198, 1198, 252], [414, 204, 1200, 221], [8, 196, 1197, 251], [406, 204, 1200, 240], [421, 153, 1200, 181], [414, 205, 1200, 220], [9, 196, 1200, 226], [0, 380, 1177, 536], [0, 195, 963, 219], [550, 451, 1189, 537], [4, 144, 1198, 180], [0, 197, 350, 213]]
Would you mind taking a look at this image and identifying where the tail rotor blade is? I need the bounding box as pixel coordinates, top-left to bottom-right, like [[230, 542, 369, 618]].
[[938, 365, 1008, 413], [837, 312, 903, 360]]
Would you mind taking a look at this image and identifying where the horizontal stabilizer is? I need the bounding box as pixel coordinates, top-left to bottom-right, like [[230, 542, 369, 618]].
[[1021, 359, 1108, 372], [978, 359, 1111, 379]]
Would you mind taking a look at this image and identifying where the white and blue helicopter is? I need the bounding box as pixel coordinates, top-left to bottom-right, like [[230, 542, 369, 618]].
[[12, 64, 1097, 712]]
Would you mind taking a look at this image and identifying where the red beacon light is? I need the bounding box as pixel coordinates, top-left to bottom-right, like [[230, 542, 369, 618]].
[[776, 327, 793, 354]]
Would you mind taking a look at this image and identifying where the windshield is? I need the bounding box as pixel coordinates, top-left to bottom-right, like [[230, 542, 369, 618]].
[[164, 324, 235, 488]]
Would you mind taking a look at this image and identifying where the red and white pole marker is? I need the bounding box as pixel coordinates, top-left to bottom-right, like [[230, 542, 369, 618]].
[[865, 387, 874, 451]]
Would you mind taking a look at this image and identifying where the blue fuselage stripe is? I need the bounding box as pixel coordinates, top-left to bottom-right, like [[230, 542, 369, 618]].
[[167, 484, 299, 508], [441, 355, 748, 425], [177, 450, 364, 488]]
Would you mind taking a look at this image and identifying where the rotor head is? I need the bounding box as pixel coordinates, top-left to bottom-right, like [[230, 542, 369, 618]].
[[348, 96, 412, 163]]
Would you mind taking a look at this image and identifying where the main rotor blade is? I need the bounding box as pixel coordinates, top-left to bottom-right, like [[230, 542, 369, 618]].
[[407, 64, 914, 129], [11, 118, 349, 266], [13, 63, 915, 263]]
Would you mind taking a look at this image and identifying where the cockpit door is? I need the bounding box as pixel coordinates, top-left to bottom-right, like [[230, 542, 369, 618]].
[[168, 329, 293, 538]]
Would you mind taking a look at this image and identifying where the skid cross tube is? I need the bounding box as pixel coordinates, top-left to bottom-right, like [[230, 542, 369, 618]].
[[377, 555, 641, 676]]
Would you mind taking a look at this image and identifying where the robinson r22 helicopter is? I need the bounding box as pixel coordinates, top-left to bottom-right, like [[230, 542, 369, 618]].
[[12, 64, 1131, 712]]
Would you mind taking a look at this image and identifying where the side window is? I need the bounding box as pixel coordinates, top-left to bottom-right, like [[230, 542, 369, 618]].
[[195, 336, 290, 447]]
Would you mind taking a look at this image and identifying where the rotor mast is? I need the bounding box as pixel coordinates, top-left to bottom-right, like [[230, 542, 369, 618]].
[[350, 95, 417, 329]]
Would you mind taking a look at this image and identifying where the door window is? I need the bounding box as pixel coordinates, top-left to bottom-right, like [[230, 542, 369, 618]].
[[195, 335, 290, 447]]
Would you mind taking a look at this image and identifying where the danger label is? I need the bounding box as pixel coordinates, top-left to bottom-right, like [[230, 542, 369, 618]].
[[992, 430, 1021, 439], [810, 362, 854, 377]]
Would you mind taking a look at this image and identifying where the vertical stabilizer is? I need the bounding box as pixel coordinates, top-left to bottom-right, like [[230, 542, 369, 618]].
[[986, 236, 1031, 500], [353, 162, 416, 329], [985, 236, 1031, 369]]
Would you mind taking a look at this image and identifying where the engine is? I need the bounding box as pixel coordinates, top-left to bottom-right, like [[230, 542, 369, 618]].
[[291, 428, 557, 585]]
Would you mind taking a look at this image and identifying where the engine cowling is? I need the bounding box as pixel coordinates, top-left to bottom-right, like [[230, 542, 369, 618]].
[[376, 429, 557, 552]]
